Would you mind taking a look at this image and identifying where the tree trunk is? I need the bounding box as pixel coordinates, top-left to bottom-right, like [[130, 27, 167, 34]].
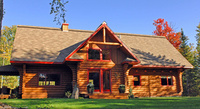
[[0, 0, 3, 39]]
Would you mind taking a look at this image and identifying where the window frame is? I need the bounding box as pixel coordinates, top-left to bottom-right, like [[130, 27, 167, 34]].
[[133, 74, 141, 86], [160, 76, 173, 86], [38, 72, 61, 87], [87, 48, 111, 61]]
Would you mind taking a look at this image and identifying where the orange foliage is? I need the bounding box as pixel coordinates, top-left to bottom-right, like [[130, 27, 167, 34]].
[[153, 18, 181, 49]]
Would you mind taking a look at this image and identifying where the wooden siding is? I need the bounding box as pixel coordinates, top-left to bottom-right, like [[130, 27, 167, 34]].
[[128, 68, 182, 97], [15, 64, 72, 99], [76, 43, 127, 94]]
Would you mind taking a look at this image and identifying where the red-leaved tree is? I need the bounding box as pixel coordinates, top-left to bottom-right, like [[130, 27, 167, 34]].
[[153, 18, 181, 49]]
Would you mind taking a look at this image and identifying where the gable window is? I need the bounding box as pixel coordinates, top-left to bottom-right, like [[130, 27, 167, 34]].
[[39, 73, 60, 86], [133, 75, 141, 86], [102, 49, 110, 60], [88, 49, 100, 60], [161, 76, 173, 86], [88, 48, 111, 61]]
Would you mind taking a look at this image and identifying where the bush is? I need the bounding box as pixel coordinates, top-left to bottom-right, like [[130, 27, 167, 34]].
[[65, 91, 72, 98], [128, 87, 134, 99]]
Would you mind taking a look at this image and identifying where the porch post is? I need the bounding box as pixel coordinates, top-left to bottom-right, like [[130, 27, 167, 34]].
[[22, 64, 26, 96], [123, 64, 129, 93], [177, 69, 183, 96]]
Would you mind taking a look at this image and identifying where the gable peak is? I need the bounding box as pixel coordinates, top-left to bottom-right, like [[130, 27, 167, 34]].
[[102, 21, 107, 25]]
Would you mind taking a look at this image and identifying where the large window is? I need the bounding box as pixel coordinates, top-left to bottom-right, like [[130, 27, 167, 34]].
[[133, 75, 141, 86], [88, 69, 111, 92], [89, 70, 100, 91], [161, 76, 173, 86], [88, 48, 110, 60], [39, 73, 60, 86]]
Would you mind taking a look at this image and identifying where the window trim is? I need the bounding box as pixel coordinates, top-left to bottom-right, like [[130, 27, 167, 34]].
[[87, 47, 111, 61], [160, 76, 173, 86], [38, 72, 61, 87], [133, 74, 141, 86]]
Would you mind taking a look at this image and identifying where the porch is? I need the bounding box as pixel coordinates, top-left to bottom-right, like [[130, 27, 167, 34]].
[[88, 93, 129, 99]]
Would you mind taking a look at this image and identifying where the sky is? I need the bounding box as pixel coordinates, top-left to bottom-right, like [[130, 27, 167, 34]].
[[3, 0, 200, 46]]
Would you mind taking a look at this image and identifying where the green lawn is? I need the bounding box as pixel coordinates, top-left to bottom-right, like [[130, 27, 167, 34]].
[[0, 97, 199, 109]]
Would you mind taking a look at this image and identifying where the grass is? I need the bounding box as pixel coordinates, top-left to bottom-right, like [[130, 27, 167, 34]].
[[0, 97, 199, 109]]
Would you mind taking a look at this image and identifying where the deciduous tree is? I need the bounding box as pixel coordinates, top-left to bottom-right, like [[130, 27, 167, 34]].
[[0, 25, 18, 90], [153, 18, 181, 49], [0, 0, 68, 39], [50, 0, 68, 25]]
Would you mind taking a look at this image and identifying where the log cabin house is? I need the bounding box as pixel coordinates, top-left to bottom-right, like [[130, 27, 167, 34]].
[[3, 22, 193, 99]]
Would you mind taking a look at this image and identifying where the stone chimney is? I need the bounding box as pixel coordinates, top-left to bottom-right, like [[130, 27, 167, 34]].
[[61, 22, 69, 32]]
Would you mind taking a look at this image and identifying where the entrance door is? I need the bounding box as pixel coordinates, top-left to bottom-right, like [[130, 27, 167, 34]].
[[88, 69, 111, 93]]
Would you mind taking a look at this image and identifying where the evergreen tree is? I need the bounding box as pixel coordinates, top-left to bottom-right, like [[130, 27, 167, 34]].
[[194, 23, 200, 95], [179, 29, 196, 96]]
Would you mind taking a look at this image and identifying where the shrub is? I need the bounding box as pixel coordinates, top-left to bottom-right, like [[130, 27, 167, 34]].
[[128, 87, 134, 99], [65, 91, 72, 98]]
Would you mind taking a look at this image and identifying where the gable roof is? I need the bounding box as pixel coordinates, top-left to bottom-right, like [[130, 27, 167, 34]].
[[65, 22, 140, 63], [116, 33, 193, 68], [11, 25, 93, 63], [11, 24, 193, 68]]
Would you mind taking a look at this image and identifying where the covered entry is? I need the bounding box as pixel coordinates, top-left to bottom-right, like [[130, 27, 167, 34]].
[[0, 65, 19, 99]]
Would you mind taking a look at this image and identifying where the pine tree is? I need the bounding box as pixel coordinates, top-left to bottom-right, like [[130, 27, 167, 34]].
[[179, 29, 196, 96], [194, 23, 200, 95]]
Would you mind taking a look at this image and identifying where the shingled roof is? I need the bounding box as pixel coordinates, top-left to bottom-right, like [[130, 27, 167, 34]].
[[11, 24, 193, 68]]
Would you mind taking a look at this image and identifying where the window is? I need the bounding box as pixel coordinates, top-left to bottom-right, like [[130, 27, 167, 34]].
[[39, 73, 60, 86], [88, 48, 110, 60], [88, 69, 111, 92], [161, 76, 173, 86], [89, 70, 100, 91], [133, 75, 141, 86], [102, 49, 110, 60], [88, 49, 100, 60]]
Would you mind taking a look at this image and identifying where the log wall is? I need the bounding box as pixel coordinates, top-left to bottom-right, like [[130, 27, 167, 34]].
[[128, 68, 182, 97], [15, 64, 72, 99], [76, 43, 127, 94]]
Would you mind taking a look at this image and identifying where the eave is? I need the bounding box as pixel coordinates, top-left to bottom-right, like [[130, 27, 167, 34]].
[[132, 65, 185, 69], [10, 61, 63, 64]]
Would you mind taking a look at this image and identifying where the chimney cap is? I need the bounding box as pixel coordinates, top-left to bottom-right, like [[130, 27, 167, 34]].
[[61, 23, 69, 31]]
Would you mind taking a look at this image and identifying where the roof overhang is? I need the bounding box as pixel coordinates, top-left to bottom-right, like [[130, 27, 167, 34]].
[[132, 65, 185, 69], [10, 61, 63, 64], [0, 65, 19, 76]]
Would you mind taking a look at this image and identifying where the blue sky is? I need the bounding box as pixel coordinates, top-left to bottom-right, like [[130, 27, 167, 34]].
[[3, 0, 200, 46]]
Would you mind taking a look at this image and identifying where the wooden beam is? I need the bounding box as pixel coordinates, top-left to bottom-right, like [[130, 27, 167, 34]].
[[22, 64, 26, 95], [88, 41, 121, 45], [103, 26, 106, 43]]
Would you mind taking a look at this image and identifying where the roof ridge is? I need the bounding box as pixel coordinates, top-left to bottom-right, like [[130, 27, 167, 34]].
[[17, 25, 60, 30], [115, 32, 166, 38], [17, 25, 94, 33], [17, 25, 165, 38]]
